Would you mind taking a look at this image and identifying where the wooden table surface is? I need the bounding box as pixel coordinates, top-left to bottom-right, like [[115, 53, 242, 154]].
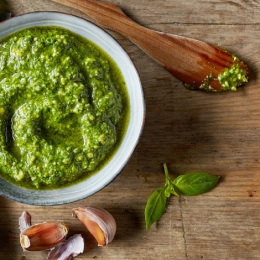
[[1, 0, 260, 259]]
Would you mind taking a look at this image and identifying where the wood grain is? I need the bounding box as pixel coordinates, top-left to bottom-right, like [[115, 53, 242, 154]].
[[1, 0, 260, 259]]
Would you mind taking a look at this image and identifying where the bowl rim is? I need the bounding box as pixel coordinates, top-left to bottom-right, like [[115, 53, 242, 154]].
[[0, 11, 145, 205]]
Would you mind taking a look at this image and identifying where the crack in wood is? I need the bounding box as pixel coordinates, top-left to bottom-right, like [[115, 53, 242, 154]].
[[179, 196, 189, 260]]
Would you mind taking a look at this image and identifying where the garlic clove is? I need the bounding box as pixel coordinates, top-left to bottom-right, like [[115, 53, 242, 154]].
[[20, 222, 68, 251], [19, 211, 31, 233], [73, 206, 116, 246], [47, 234, 84, 260]]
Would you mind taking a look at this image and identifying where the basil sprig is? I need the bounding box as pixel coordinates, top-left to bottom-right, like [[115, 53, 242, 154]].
[[145, 163, 220, 230]]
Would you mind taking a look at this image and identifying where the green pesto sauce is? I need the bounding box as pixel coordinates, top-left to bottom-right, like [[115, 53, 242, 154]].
[[184, 56, 248, 92], [218, 63, 248, 91], [0, 26, 129, 189]]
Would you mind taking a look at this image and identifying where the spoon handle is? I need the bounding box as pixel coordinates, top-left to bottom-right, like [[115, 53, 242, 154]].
[[52, 0, 249, 92]]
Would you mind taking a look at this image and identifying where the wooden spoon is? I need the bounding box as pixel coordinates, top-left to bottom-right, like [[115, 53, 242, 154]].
[[51, 0, 249, 92]]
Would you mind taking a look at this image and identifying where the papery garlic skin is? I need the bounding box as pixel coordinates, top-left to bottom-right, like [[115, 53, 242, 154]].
[[73, 207, 116, 246], [20, 222, 68, 251], [47, 234, 84, 260]]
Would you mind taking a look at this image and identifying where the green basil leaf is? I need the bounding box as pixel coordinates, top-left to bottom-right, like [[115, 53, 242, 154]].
[[145, 186, 168, 230], [172, 172, 220, 196]]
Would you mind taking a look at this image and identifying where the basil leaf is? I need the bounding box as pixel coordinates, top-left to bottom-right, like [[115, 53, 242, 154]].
[[145, 186, 168, 230], [172, 172, 220, 196]]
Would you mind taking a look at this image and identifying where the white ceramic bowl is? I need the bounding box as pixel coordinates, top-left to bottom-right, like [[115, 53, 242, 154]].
[[0, 12, 145, 205]]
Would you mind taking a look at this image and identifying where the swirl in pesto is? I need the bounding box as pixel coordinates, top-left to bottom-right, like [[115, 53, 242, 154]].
[[0, 26, 128, 188]]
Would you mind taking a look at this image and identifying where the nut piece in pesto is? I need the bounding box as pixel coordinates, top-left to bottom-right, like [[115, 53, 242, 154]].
[[0, 26, 129, 188]]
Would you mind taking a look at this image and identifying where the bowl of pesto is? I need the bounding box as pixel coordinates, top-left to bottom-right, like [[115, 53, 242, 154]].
[[0, 12, 145, 205]]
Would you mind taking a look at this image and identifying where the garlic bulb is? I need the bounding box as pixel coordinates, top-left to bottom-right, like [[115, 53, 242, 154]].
[[20, 222, 68, 251], [73, 206, 116, 246]]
